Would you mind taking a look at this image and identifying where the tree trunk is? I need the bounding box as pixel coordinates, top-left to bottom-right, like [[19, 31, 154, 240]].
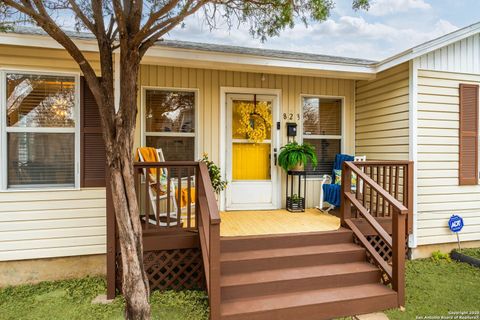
[[104, 51, 151, 319]]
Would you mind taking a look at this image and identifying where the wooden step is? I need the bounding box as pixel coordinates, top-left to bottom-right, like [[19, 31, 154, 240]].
[[221, 262, 381, 300], [221, 283, 398, 320], [220, 228, 353, 253], [221, 243, 366, 275]]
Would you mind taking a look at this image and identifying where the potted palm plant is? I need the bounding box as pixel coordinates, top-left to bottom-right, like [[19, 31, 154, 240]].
[[278, 141, 318, 172]]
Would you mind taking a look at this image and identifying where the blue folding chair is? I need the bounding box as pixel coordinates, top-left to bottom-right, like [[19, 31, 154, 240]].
[[317, 154, 355, 212]]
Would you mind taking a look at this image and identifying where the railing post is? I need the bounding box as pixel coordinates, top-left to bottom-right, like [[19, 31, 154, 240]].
[[106, 166, 116, 299], [392, 208, 406, 307], [209, 223, 221, 320], [341, 162, 352, 226]]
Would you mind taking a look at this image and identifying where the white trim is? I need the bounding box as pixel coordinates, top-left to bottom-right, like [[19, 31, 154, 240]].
[[5, 127, 76, 133], [142, 46, 376, 79], [140, 86, 199, 159], [408, 59, 419, 248], [144, 131, 195, 137], [219, 87, 282, 211], [299, 94, 346, 175], [0, 32, 99, 51], [0, 70, 80, 191], [0, 71, 6, 190]]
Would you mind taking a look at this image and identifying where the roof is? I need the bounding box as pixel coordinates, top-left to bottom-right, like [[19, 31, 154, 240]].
[[155, 40, 376, 66], [1, 22, 480, 75]]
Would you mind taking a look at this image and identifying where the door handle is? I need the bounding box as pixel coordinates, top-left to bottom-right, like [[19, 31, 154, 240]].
[[273, 148, 278, 166]]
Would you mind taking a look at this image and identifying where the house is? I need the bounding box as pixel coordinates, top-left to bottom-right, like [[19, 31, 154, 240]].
[[0, 22, 479, 319]]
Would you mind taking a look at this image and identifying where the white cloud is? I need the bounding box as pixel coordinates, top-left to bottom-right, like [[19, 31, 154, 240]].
[[167, 14, 458, 61], [368, 0, 431, 16]]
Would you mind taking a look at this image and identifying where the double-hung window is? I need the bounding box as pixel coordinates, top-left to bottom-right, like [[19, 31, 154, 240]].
[[143, 88, 197, 161], [302, 96, 343, 177], [2, 72, 78, 189]]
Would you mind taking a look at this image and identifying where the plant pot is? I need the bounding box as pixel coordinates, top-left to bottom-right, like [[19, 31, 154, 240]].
[[290, 162, 305, 171]]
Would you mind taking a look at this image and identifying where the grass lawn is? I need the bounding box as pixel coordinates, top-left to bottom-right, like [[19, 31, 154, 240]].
[[0, 277, 209, 320], [386, 258, 480, 320], [1, 258, 478, 320]]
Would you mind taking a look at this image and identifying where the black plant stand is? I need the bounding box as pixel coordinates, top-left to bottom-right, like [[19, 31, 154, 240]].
[[286, 170, 306, 212]]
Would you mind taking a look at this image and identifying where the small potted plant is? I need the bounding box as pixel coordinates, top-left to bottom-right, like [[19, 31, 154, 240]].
[[278, 141, 318, 172]]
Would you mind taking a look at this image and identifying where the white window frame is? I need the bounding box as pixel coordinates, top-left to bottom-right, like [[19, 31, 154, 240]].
[[140, 86, 199, 160], [0, 69, 81, 191], [300, 94, 345, 180]]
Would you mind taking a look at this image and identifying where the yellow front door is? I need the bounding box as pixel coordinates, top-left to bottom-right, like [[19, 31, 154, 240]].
[[226, 94, 279, 210]]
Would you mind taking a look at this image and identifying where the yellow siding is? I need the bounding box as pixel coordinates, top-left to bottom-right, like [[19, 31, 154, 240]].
[[355, 63, 410, 160], [137, 65, 356, 208], [416, 69, 480, 245], [0, 44, 101, 73], [0, 45, 106, 261], [0, 188, 106, 261]]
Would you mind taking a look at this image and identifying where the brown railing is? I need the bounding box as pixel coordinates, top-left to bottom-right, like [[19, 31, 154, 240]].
[[133, 161, 198, 232], [197, 162, 221, 320], [350, 161, 414, 233], [341, 161, 413, 307], [107, 161, 221, 310]]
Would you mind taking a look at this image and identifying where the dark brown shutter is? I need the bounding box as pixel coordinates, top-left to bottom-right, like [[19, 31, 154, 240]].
[[80, 77, 106, 187], [459, 83, 479, 185]]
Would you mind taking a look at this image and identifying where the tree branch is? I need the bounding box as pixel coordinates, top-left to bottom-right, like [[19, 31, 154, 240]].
[[67, 0, 96, 33], [138, 0, 208, 56]]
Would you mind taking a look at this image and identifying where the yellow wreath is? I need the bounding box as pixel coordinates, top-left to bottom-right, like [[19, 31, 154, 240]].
[[236, 101, 273, 143]]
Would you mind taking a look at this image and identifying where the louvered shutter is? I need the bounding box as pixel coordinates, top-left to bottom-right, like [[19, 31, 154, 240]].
[[80, 77, 106, 187], [459, 84, 479, 185]]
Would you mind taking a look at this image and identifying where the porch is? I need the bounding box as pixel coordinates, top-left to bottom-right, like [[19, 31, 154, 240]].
[[106, 159, 413, 319]]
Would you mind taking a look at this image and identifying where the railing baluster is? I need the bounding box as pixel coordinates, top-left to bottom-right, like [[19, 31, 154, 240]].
[[369, 167, 374, 214], [375, 166, 381, 216], [394, 166, 399, 202], [156, 167, 160, 227], [177, 168, 182, 228], [388, 166, 393, 216], [144, 166, 149, 230], [187, 167, 192, 229], [382, 166, 387, 216], [167, 169, 171, 227], [362, 167, 367, 210]]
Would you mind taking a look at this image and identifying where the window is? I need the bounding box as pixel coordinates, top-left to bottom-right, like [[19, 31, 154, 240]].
[[144, 89, 196, 161], [302, 96, 342, 177], [3, 73, 78, 189]]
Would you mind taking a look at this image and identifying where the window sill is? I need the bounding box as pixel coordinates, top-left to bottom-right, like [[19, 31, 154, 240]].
[[0, 186, 80, 193]]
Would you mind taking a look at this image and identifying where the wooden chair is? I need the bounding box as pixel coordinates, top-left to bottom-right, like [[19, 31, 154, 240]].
[[137, 148, 180, 227]]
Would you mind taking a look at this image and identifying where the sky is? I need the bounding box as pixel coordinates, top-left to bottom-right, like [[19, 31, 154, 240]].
[[165, 0, 480, 61]]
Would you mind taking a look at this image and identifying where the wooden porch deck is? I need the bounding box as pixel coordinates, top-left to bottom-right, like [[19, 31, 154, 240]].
[[220, 209, 340, 237], [107, 160, 414, 320]]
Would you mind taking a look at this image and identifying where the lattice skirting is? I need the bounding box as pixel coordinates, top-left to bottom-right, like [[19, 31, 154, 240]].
[[116, 248, 205, 292], [353, 234, 410, 285], [366, 235, 393, 263]]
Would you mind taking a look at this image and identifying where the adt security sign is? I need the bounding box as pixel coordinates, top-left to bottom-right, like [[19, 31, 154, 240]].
[[448, 215, 464, 233], [449, 215, 464, 249]]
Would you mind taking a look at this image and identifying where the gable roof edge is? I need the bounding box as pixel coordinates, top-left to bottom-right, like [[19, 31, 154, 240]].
[[375, 21, 480, 72]]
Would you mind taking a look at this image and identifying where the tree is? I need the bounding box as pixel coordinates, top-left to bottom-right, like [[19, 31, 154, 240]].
[[0, 1, 369, 319]]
